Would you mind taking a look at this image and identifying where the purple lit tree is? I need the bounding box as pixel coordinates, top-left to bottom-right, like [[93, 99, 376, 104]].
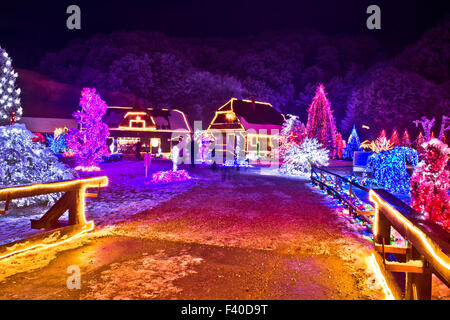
[[67, 88, 110, 171]]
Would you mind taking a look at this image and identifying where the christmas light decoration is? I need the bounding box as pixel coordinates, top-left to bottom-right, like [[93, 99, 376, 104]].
[[361, 133, 393, 153], [410, 139, 449, 231], [281, 138, 329, 176], [390, 130, 400, 147], [149, 170, 191, 184], [279, 114, 307, 164], [366, 147, 418, 194], [47, 127, 68, 154], [67, 88, 110, 171], [306, 84, 337, 158], [0, 46, 22, 125], [0, 124, 75, 206], [401, 129, 411, 148], [369, 189, 450, 277], [194, 129, 216, 163], [343, 125, 361, 160], [335, 132, 344, 159]]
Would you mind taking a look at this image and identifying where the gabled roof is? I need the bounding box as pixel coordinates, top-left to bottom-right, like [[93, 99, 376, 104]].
[[231, 99, 284, 126], [208, 98, 284, 131], [105, 107, 191, 132]]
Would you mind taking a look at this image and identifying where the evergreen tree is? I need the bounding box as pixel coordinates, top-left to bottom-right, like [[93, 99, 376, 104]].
[[390, 130, 401, 147], [401, 129, 411, 147], [0, 124, 74, 206], [306, 84, 337, 158], [67, 88, 110, 171], [411, 139, 450, 232], [279, 114, 307, 164], [0, 46, 22, 125], [343, 125, 361, 160], [336, 132, 344, 159]]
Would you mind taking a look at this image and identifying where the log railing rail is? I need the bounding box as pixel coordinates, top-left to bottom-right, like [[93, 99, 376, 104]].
[[310, 165, 449, 299], [369, 189, 450, 300], [310, 165, 374, 216], [0, 176, 108, 229]]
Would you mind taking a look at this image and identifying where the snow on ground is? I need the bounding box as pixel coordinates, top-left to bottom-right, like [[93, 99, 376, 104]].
[[0, 160, 196, 245], [81, 249, 203, 300], [0, 159, 446, 299]]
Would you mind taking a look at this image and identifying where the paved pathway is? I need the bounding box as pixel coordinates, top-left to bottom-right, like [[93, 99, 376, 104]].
[[0, 165, 383, 300]]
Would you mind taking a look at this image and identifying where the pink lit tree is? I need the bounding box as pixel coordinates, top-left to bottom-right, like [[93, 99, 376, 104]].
[[390, 130, 400, 147], [411, 139, 450, 232], [67, 88, 110, 171], [306, 84, 337, 158], [335, 132, 344, 159]]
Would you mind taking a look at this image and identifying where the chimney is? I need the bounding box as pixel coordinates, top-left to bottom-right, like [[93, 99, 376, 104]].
[[251, 95, 255, 112]]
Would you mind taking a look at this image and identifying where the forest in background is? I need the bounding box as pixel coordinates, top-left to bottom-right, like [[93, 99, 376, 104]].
[[37, 19, 449, 140]]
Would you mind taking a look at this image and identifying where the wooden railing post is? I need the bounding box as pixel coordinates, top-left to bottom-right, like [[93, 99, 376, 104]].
[[405, 246, 432, 300], [68, 188, 85, 225], [374, 206, 391, 246]]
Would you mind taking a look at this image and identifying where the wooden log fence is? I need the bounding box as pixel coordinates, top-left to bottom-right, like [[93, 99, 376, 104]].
[[310, 165, 449, 299], [369, 189, 449, 300], [0, 176, 108, 259]]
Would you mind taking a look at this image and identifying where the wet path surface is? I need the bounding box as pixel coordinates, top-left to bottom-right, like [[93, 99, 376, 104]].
[[0, 165, 383, 300]]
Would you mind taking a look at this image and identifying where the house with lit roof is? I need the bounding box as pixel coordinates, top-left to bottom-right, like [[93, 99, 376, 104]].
[[105, 107, 192, 156], [206, 98, 285, 159]]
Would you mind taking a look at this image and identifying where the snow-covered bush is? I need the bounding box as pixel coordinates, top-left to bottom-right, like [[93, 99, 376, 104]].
[[0, 124, 75, 206], [280, 137, 329, 176]]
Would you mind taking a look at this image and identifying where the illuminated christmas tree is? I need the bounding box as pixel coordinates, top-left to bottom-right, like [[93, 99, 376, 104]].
[[390, 130, 400, 147], [0, 46, 22, 125], [401, 129, 411, 147], [67, 88, 110, 171], [336, 132, 344, 159], [0, 124, 74, 206], [416, 132, 425, 149], [411, 139, 450, 232], [343, 125, 361, 160], [279, 114, 307, 164], [281, 138, 329, 176], [306, 84, 337, 158]]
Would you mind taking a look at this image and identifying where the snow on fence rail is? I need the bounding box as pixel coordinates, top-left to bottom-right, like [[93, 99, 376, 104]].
[[310, 165, 449, 299], [310, 165, 374, 218], [369, 189, 450, 300], [0, 176, 108, 259]]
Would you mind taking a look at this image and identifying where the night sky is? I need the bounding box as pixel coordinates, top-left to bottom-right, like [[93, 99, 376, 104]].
[[1, 0, 449, 68]]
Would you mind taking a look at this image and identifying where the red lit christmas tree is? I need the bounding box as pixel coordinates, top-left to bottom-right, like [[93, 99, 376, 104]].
[[67, 88, 110, 171], [306, 84, 337, 158], [401, 129, 411, 147], [336, 132, 344, 159], [390, 130, 400, 147], [411, 139, 450, 232]]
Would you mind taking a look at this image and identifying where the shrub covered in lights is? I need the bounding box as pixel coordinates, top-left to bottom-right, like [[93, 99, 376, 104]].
[[67, 88, 110, 171], [280, 137, 329, 176], [47, 127, 68, 154], [0, 46, 22, 125], [279, 114, 307, 164], [0, 124, 75, 206], [366, 146, 418, 194], [149, 170, 191, 184], [411, 139, 450, 231]]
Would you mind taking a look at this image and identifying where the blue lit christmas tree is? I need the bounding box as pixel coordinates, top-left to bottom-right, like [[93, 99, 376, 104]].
[[343, 125, 361, 160]]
